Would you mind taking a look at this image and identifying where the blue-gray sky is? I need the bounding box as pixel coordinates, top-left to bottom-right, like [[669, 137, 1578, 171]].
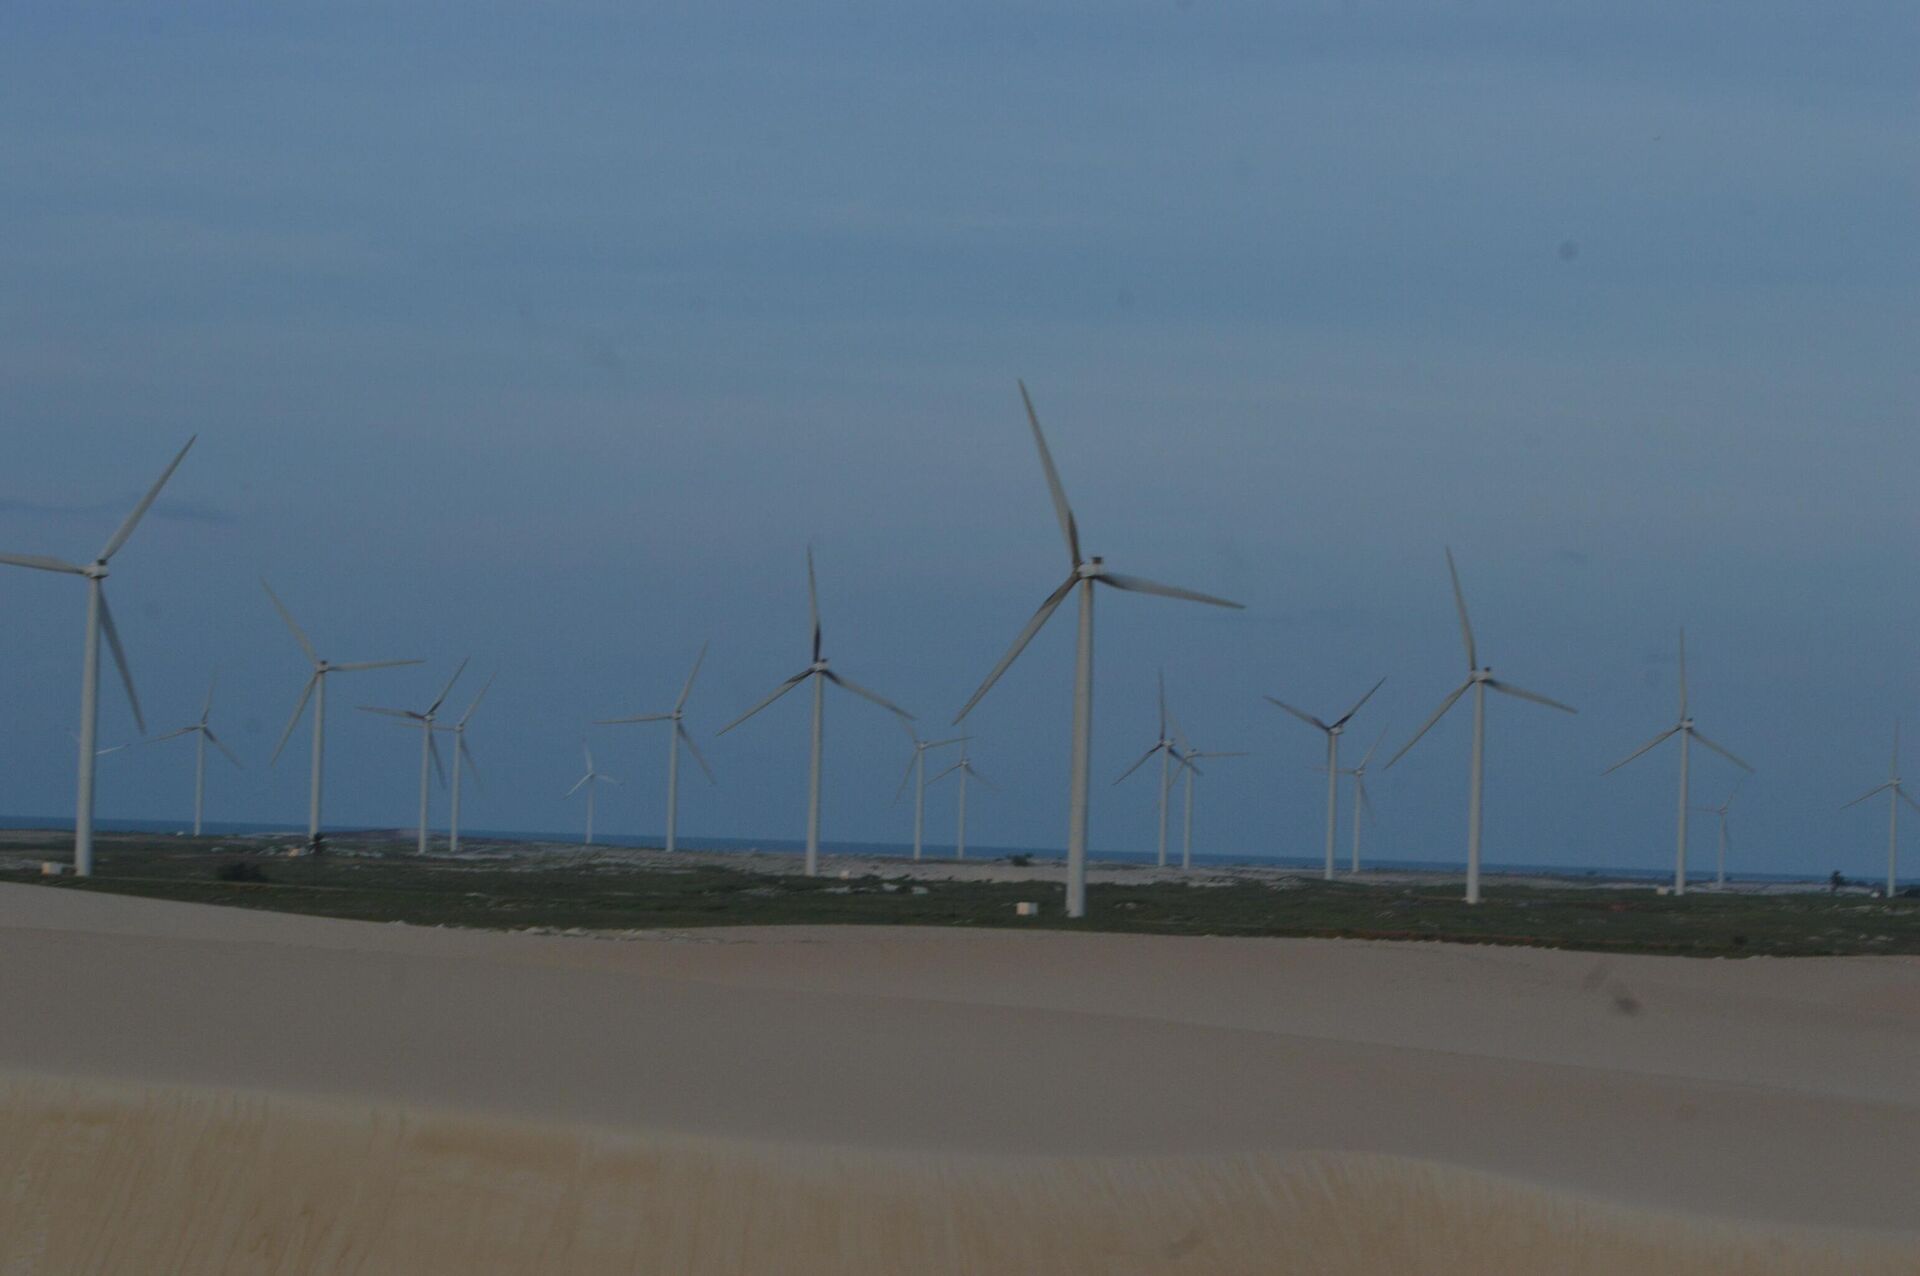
[[2, 3, 1915, 876]]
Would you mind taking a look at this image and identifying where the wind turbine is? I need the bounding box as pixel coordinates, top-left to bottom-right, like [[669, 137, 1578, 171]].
[[1336, 726, 1389, 872], [1690, 778, 1744, 889], [930, 743, 994, 860], [894, 725, 965, 860], [264, 579, 421, 851], [718, 549, 912, 877], [955, 382, 1244, 918], [597, 643, 716, 854], [1843, 722, 1918, 899], [0, 435, 195, 875], [1603, 631, 1753, 896], [148, 675, 243, 835], [357, 659, 469, 855], [1113, 670, 1186, 868], [1173, 734, 1248, 871], [566, 742, 618, 845], [436, 673, 492, 856], [1386, 549, 1577, 904], [1265, 677, 1385, 879]]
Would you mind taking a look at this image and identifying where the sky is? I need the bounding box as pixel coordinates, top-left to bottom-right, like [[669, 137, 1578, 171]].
[[1, 2, 1915, 878]]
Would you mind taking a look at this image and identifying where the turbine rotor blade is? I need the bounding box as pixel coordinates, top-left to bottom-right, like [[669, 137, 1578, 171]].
[[459, 737, 480, 786], [331, 659, 422, 673], [1687, 728, 1754, 773], [260, 579, 319, 665], [429, 731, 448, 788], [806, 546, 822, 663], [930, 760, 963, 783], [1444, 547, 1477, 670], [427, 657, 469, 716], [1358, 725, 1390, 769], [1018, 379, 1080, 567], [1485, 679, 1578, 715], [566, 773, 591, 796], [679, 726, 716, 784], [272, 672, 319, 764], [1113, 743, 1161, 784], [357, 705, 420, 720], [1098, 572, 1243, 609], [676, 641, 709, 712], [148, 726, 196, 743], [597, 712, 673, 724], [893, 752, 919, 804], [459, 673, 495, 727], [1677, 628, 1689, 720], [1384, 680, 1470, 769], [716, 671, 810, 735], [1263, 696, 1328, 733], [1158, 668, 1167, 740], [953, 575, 1075, 723], [97, 591, 145, 734], [200, 673, 216, 724], [1332, 677, 1387, 729], [1603, 726, 1680, 776], [1842, 782, 1892, 811], [1901, 786, 1920, 817], [824, 669, 913, 720], [100, 435, 195, 561], [0, 552, 87, 575], [204, 728, 244, 769]]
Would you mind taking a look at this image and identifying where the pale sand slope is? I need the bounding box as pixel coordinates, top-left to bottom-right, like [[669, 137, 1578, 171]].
[[1, 886, 1915, 1273]]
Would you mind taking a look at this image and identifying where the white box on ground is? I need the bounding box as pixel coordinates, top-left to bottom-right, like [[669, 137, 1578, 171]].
[[1015, 901, 1039, 917]]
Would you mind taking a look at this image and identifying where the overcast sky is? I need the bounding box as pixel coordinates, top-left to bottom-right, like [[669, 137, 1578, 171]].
[[2, 3, 1914, 877]]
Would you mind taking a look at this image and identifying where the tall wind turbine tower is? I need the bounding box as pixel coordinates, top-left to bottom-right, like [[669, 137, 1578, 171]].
[[1113, 671, 1186, 868], [1843, 722, 1918, 899], [1172, 734, 1248, 870], [439, 674, 492, 856], [1691, 779, 1743, 889], [719, 549, 912, 876], [359, 659, 469, 855], [930, 743, 993, 860], [264, 580, 421, 851], [894, 725, 965, 860], [0, 436, 195, 875], [1387, 549, 1577, 904], [955, 382, 1243, 917], [598, 644, 716, 854], [1265, 678, 1385, 879], [566, 742, 618, 845], [149, 675, 243, 836], [1337, 726, 1388, 872], [1603, 631, 1753, 895]]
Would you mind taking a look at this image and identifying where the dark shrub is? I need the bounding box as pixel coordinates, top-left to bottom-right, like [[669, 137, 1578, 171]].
[[216, 860, 269, 884]]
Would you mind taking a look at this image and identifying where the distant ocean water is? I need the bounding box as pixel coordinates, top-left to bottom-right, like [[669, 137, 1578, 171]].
[[0, 814, 1843, 885]]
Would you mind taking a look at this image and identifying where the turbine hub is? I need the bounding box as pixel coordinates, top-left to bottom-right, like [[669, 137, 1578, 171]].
[[810, 660, 829, 673], [1470, 668, 1491, 682], [1076, 559, 1104, 580], [84, 561, 108, 580]]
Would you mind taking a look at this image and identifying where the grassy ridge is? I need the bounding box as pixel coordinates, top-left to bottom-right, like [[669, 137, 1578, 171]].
[[3, 835, 1916, 957]]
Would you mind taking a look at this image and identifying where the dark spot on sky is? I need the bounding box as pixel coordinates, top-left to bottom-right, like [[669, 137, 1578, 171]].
[[1557, 240, 1579, 261]]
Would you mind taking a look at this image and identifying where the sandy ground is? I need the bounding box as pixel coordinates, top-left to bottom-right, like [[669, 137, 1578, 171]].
[[1, 884, 1915, 1273]]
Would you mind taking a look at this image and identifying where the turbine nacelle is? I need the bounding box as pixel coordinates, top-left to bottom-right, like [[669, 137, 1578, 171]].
[[83, 561, 108, 580]]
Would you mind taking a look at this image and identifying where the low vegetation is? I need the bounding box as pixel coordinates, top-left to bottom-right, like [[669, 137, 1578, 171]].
[[3, 834, 1916, 957]]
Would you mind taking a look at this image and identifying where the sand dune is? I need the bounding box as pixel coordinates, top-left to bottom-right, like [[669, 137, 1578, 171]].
[[1, 884, 1915, 1272]]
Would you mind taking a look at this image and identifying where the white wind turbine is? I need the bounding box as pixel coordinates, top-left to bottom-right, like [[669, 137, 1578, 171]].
[[1603, 631, 1753, 896], [1, 436, 195, 875], [894, 725, 966, 861], [358, 659, 469, 855], [148, 675, 243, 836], [1386, 549, 1577, 904], [1690, 777, 1744, 890], [566, 742, 618, 845], [955, 381, 1244, 917], [1843, 722, 1918, 899], [1113, 670, 1188, 868], [930, 742, 994, 860], [718, 548, 912, 877], [597, 644, 716, 854], [1335, 726, 1389, 872], [264, 580, 421, 850], [1171, 727, 1248, 870], [436, 674, 492, 856], [1265, 678, 1385, 880]]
